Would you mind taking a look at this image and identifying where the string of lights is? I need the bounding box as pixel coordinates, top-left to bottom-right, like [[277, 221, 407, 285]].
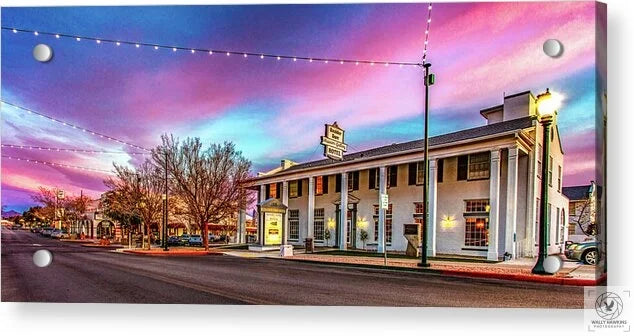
[[1, 101, 151, 152], [2, 155, 113, 174], [1, 144, 147, 155], [2, 26, 424, 68], [423, 3, 433, 63]]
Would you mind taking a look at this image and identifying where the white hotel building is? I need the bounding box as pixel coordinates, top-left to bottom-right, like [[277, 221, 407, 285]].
[[245, 90, 569, 260]]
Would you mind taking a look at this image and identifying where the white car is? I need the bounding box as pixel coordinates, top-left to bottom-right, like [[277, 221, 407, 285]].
[[51, 230, 69, 239]]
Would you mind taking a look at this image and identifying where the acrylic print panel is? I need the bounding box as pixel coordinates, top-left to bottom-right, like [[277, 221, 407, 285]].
[[1, 1, 606, 306]]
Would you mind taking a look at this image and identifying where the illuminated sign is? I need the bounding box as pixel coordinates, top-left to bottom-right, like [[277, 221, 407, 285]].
[[264, 212, 283, 245], [321, 122, 347, 161]]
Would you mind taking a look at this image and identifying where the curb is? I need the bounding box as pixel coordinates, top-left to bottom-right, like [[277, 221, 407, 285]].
[[81, 244, 123, 249], [268, 257, 443, 275], [122, 249, 225, 257], [60, 239, 96, 244], [274, 257, 606, 286], [440, 270, 607, 286]]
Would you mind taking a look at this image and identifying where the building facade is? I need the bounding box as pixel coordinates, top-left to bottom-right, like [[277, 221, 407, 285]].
[[246, 91, 569, 260], [563, 182, 601, 243]]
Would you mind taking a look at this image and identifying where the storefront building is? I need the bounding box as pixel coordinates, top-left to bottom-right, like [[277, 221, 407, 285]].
[[245, 91, 569, 260]]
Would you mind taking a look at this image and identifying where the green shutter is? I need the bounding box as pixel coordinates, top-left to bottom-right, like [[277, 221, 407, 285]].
[[457, 155, 468, 180], [389, 166, 398, 187], [335, 175, 341, 192], [298, 179, 303, 197], [437, 159, 444, 183], [408, 163, 417, 185], [353, 171, 359, 190], [369, 168, 376, 189], [323, 176, 329, 194]]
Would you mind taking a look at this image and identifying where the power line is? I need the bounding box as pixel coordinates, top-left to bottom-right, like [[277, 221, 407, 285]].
[[2, 26, 423, 68], [2, 155, 113, 174], [1, 101, 151, 152], [1, 144, 148, 155]]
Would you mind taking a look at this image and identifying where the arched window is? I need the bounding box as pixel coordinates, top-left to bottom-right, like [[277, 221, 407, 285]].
[[560, 209, 566, 243]]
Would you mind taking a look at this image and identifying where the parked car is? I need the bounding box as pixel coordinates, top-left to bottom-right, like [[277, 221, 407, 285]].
[[189, 234, 203, 246], [31, 227, 42, 233], [151, 232, 161, 245], [179, 234, 191, 246], [208, 233, 219, 242], [565, 240, 599, 265], [50, 229, 63, 239], [167, 236, 180, 246], [41, 227, 54, 237]]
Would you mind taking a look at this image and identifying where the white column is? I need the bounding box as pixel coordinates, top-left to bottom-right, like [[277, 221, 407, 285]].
[[427, 159, 438, 257], [505, 147, 519, 259], [259, 184, 266, 245], [339, 172, 348, 250], [377, 167, 387, 253], [307, 177, 315, 239], [282, 181, 289, 246], [488, 149, 501, 261], [238, 209, 246, 244]]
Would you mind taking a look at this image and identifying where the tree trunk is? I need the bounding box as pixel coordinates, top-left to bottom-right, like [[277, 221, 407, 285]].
[[146, 223, 151, 250], [203, 222, 209, 251]]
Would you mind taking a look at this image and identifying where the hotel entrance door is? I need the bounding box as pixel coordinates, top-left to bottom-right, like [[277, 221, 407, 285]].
[[335, 203, 357, 249]]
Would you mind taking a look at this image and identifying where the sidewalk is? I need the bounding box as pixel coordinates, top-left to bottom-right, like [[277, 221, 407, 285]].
[[275, 250, 606, 286]]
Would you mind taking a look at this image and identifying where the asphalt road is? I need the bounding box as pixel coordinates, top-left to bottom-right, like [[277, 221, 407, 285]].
[[1, 228, 584, 307]]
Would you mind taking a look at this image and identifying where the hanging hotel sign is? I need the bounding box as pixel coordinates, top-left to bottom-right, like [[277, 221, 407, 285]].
[[321, 122, 347, 161]]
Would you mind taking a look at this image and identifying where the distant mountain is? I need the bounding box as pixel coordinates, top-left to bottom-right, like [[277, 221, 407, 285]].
[[2, 210, 21, 218]]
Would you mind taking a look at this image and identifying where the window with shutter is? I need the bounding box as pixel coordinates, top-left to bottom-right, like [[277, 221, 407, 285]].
[[315, 176, 323, 195], [369, 168, 376, 189], [388, 165, 397, 188], [335, 174, 341, 192], [289, 181, 298, 198]]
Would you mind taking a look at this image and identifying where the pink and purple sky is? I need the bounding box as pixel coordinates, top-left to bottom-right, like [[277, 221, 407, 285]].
[[1, 2, 604, 212]]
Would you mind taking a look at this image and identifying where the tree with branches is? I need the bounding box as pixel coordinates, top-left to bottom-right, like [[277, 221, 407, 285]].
[[104, 160, 164, 249], [573, 198, 597, 237], [152, 134, 252, 251]]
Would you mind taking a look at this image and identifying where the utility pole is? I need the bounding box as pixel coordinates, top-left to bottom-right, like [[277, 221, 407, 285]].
[[419, 63, 434, 268]]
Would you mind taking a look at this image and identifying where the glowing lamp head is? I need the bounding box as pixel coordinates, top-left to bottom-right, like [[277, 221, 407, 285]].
[[536, 88, 562, 117]]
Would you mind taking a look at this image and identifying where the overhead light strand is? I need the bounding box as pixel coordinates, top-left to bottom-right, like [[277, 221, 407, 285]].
[[1, 101, 151, 152], [1, 144, 148, 156], [2, 26, 423, 68], [2, 155, 113, 174], [422, 3, 433, 63]]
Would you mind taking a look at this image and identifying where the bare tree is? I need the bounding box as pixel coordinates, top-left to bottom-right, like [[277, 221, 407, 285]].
[[573, 199, 596, 237], [153, 134, 252, 250], [104, 160, 164, 249]]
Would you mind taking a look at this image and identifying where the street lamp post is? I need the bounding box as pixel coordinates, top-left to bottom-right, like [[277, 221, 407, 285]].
[[532, 88, 557, 275], [163, 149, 169, 251], [419, 63, 434, 268]]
